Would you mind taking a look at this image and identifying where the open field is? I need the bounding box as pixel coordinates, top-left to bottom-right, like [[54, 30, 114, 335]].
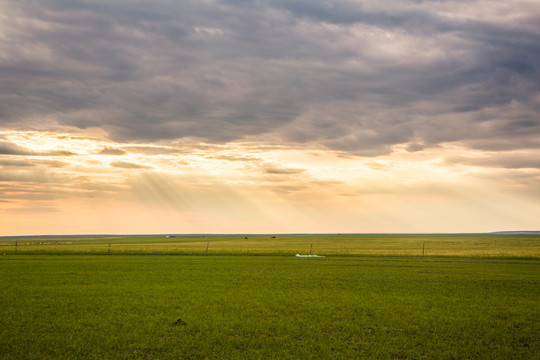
[[1, 233, 539, 257], [1, 253, 539, 359], [1, 235, 539, 358]]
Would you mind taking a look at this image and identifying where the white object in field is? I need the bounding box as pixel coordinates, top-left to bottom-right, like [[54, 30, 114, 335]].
[[295, 254, 324, 257]]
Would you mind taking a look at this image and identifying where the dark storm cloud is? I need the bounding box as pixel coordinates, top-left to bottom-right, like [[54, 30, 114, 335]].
[[1, 0, 539, 153]]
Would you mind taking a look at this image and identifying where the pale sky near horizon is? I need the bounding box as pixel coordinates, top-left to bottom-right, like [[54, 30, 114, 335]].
[[1, 0, 539, 235]]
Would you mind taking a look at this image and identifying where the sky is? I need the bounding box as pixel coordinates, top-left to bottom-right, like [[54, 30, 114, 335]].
[[1, 0, 539, 235]]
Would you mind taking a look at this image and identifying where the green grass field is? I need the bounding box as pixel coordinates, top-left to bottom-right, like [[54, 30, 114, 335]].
[[1, 235, 539, 359], [2, 233, 539, 257]]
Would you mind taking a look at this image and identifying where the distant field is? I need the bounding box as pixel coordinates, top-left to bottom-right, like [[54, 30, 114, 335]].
[[1, 254, 538, 359], [1, 234, 539, 257]]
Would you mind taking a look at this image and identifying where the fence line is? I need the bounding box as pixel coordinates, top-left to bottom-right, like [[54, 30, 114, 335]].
[[1, 236, 538, 258]]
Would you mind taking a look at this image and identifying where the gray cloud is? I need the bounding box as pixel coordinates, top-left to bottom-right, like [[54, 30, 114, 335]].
[[99, 147, 126, 155], [110, 161, 153, 169], [123, 146, 180, 155], [0, 168, 51, 183], [446, 153, 540, 170], [0, 158, 67, 168], [1, 0, 539, 153], [264, 167, 305, 175], [0, 159, 34, 167], [0, 140, 34, 155]]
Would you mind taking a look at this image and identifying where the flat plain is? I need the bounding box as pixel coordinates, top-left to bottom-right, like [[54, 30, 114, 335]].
[[0, 234, 538, 359], [2, 233, 539, 257]]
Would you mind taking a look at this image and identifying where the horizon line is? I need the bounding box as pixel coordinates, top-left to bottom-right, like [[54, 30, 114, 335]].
[[2, 231, 539, 238]]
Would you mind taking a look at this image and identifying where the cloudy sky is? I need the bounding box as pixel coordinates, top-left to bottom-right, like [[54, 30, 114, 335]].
[[1, 0, 539, 235]]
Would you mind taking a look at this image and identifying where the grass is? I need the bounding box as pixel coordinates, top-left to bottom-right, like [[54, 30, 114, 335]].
[[1, 253, 539, 359], [2, 233, 539, 257]]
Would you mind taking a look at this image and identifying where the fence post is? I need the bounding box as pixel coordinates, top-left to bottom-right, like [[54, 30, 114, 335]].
[[422, 242, 425, 257], [206, 241, 209, 255]]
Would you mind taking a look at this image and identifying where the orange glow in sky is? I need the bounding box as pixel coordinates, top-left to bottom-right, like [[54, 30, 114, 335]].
[[1, 131, 538, 235]]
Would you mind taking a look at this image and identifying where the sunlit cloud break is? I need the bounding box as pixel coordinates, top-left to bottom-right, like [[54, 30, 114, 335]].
[[1, 0, 539, 235]]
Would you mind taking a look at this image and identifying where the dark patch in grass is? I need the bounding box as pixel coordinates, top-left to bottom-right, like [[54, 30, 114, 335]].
[[172, 319, 187, 326]]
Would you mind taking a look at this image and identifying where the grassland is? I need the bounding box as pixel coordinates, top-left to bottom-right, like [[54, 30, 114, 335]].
[[0, 234, 538, 359], [1, 233, 539, 257]]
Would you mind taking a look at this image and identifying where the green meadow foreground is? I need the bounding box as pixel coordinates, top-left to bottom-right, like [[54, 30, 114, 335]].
[[0, 235, 539, 359]]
